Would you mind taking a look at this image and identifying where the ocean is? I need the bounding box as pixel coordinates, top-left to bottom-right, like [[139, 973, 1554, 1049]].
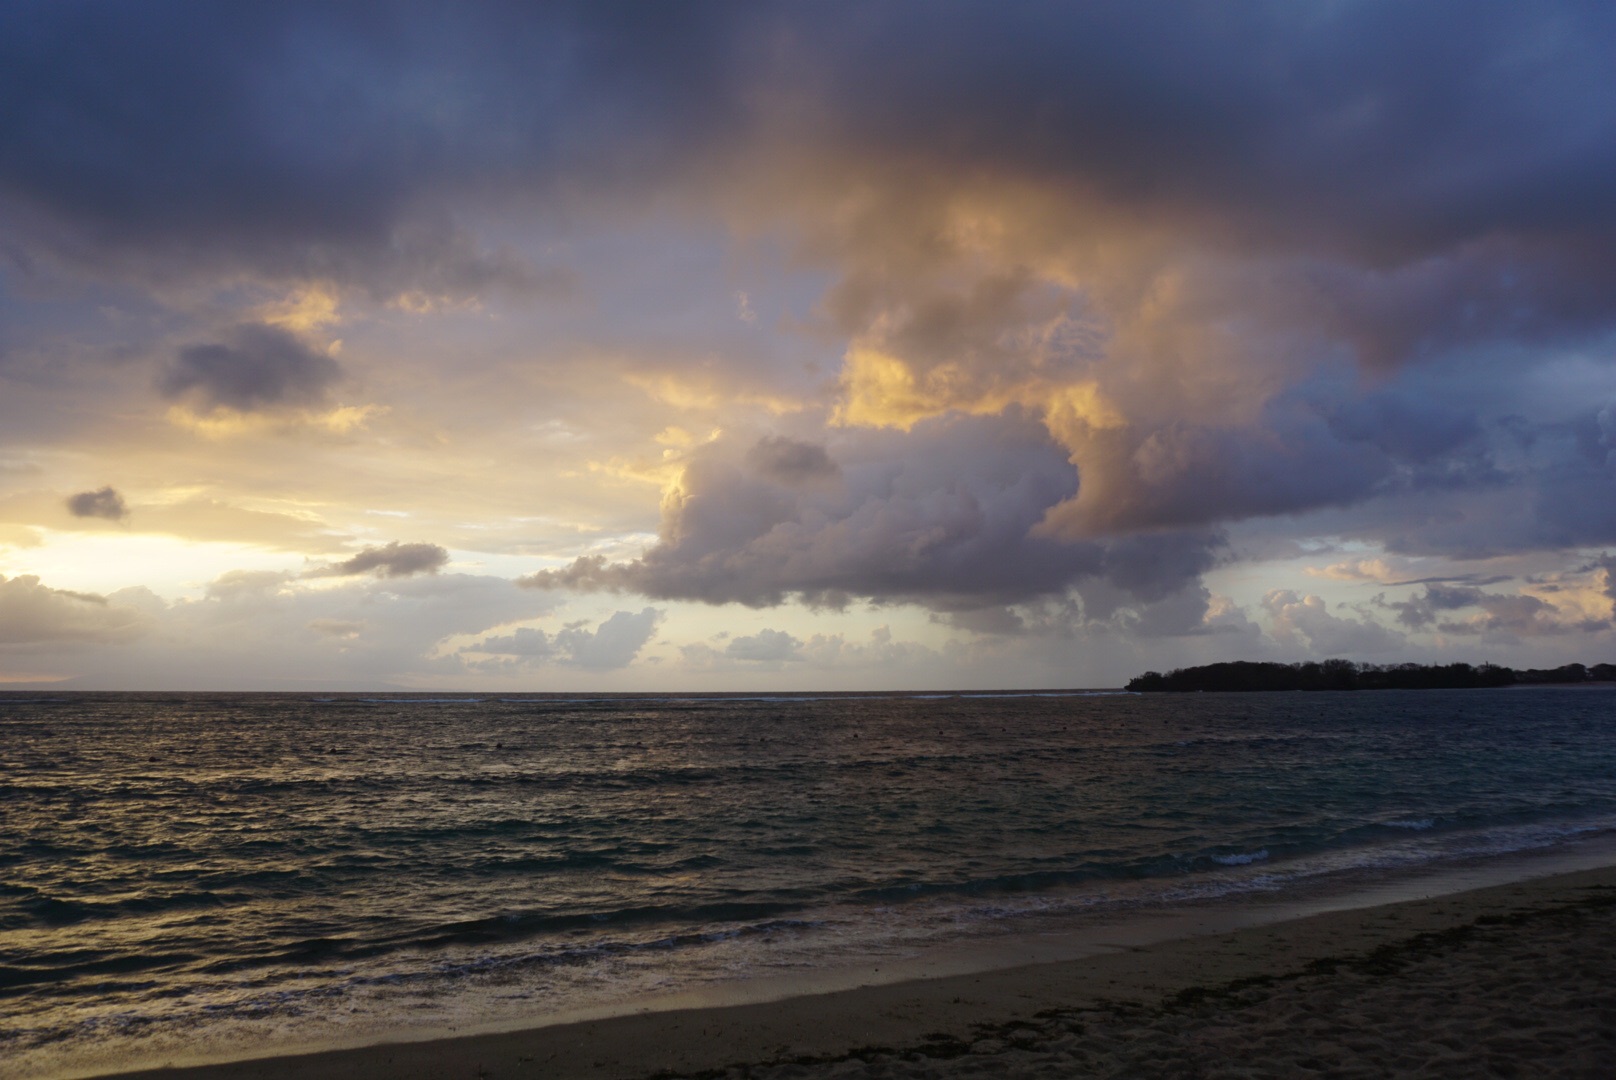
[[4, 688, 1615, 1078]]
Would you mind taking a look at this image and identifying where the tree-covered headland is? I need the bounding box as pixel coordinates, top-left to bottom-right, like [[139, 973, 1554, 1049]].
[[1127, 660, 1616, 693]]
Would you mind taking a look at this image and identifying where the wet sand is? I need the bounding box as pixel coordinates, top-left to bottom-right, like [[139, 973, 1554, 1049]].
[[102, 860, 1616, 1080]]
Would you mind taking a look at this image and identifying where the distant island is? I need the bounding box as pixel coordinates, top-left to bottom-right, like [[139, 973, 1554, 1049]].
[[1127, 660, 1616, 693]]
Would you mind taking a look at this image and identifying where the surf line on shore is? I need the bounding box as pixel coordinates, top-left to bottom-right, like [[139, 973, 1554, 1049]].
[[86, 834, 1616, 1080]]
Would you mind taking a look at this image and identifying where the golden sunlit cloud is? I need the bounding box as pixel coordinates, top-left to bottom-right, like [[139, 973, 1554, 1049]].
[[623, 371, 805, 416], [257, 284, 343, 331], [587, 452, 692, 492], [164, 403, 387, 438], [1520, 572, 1616, 628], [0, 524, 45, 549], [832, 344, 1123, 437], [1306, 558, 1405, 584]]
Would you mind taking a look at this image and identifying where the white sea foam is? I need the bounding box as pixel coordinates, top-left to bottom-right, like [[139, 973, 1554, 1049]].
[[355, 697, 487, 703], [955, 691, 1130, 699], [1211, 848, 1270, 865]]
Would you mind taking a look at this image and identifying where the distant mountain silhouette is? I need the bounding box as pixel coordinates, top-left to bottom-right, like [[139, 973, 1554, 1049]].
[[1127, 660, 1616, 692]]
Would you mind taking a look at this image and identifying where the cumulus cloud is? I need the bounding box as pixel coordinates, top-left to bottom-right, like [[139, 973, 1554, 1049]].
[[159, 323, 341, 413], [1436, 593, 1569, 639], [724, 628, 804, 662], [732, 9, 1616, 554], [465, 607, 662, 670], [313, 541, 449, 579], [559, 608, 663, 669], [1261, 590, 1404, 657], [1600, 555, 1616, 606], [206, 570, 295, 600], [795, 625, 939, 669], [526, 410, 1209, 610], [524, 410, 1245, 618], [65, 486, 127, 520], [1379, 584, 1487, 630], [680, 623, 942, 675], [0, 574, 148, 645]]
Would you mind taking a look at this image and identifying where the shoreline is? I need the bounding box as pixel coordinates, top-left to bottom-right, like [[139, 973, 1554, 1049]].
[[90, 841, 1616, 1080]]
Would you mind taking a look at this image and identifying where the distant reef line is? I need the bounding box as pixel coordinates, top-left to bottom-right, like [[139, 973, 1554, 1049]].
[[1126, 660, 1616, 693]]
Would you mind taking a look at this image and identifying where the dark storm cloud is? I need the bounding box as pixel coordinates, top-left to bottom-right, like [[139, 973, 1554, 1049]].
[[523, 410, 1222, 612], [314, 541, 449, 579], [1377, 581, 1607, 637], [745, 436, 839, 485], [1277, 393, 1615, 558], [1045, 378, 1521, 540], [159, 324, 340, 412], [65, 486, 127, 521], [1529, 403, 1616, 547], [1322, 392, 1481, 466], [1161, 389, 1616, 560], [824, 0, 1616, 377], [1051, 405, 1389, 536], [1379, 584, 1489, 630], [794, 3, 1616, 266], [1385, 574, 1514, 589], [2, 3, 1613, 316], [1431, 592, 1565, 637], [0, 1, 738, 290]]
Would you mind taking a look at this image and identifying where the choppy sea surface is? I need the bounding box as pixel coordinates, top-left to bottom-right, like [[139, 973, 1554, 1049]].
[[5, 688, 1616, 1078]]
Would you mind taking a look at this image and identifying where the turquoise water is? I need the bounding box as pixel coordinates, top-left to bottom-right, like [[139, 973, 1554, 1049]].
[[3, 689, 1614, 1076]]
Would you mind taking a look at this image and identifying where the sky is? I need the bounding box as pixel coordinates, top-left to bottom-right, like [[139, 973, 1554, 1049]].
[[2, 1, 1615, 690]]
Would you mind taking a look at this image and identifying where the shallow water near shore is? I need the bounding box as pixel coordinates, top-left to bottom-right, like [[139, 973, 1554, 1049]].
[[5, 688, 1616, 1079]]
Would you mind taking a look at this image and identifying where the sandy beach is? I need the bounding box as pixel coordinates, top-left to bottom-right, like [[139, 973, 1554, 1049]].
[[99, 860, 1616, 1080]]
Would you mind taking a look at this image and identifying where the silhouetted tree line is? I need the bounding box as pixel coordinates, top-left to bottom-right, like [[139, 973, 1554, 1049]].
[[1127, 660, 1616, 692]]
